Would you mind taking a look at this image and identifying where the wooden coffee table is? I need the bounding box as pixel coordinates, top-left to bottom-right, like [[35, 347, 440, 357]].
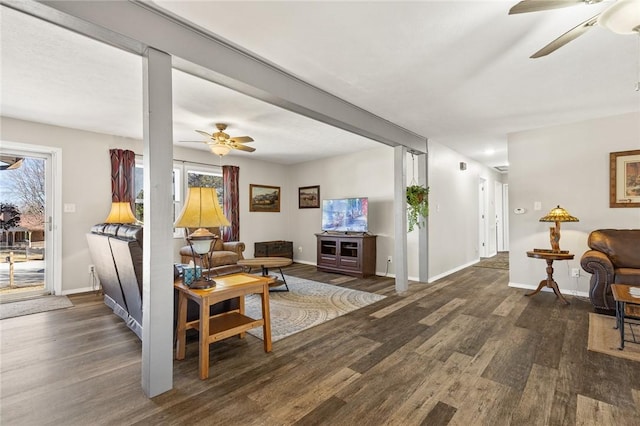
[[237, 257, 293, 292], [611, 284, 640, 350], [174, 273, 274, 379]]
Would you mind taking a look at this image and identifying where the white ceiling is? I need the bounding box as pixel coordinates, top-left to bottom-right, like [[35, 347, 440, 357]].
[[2, 1, 639, 168]]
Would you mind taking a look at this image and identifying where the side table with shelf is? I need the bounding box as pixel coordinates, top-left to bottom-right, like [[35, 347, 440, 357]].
[[174, 273, 274, 379], [611, 284, 640, 350]]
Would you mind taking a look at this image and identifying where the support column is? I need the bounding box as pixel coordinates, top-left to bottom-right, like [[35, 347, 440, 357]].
[[141, 47, 174, 397], [418, 152, 429, 283], [394, 145, 408, 292]]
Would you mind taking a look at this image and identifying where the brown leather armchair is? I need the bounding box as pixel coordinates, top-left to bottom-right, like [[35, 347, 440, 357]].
[[179, 227, 245, 273], [580, 229, 640, 314]]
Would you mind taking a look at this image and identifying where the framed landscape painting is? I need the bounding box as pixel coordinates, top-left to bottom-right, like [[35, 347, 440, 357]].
[[610, 149, 640, 208], [249, 184, 281, 212], [299, 185, 320, 209]]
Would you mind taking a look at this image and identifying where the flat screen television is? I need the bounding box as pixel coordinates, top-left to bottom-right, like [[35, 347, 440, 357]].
[[321, 197, 368, 233]]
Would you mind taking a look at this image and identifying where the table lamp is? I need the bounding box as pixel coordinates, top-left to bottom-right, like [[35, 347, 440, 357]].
[[104, 201, 137, 224], [539, 205, 579, 253], [174, 187, 230, 289]]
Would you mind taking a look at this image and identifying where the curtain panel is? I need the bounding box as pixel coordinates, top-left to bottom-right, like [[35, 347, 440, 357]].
[[109, 149, 136, 204], [222, 165, 240, 241]]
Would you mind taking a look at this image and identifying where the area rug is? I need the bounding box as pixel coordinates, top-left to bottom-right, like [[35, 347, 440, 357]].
[[588, 313, 640, 362], [473, 251, 509, 270], [244, 275, 385, 342], [0, 295, 73, 319]]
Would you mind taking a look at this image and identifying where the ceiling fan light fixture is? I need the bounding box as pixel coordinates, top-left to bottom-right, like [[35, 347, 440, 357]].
[[598, 0, 640, 34], [210, 144, 231, 156]]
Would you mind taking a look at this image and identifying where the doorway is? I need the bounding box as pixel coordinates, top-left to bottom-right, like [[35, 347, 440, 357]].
[[1, 143, 61, 300]]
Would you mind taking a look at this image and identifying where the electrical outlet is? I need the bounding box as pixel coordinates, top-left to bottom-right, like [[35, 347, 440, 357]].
[[571, 268, 580, 278], [387, 256, 392, 263], [88, 264, 95, 274], [298, 246, 303, 253]]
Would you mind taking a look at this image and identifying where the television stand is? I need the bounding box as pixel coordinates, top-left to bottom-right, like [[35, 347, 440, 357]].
[[315, 233, 377, 278]]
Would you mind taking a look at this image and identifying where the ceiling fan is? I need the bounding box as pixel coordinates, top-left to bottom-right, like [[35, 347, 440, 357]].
[[182, 123, 255, 156], [509, 0, 640, 58]]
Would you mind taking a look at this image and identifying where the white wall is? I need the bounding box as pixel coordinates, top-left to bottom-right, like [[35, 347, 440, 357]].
[[508, 112, 640, 297], [426, 141, 504, 281]]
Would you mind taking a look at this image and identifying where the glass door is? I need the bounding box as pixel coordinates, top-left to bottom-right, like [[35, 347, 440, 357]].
[[1, 148, 55, 299]]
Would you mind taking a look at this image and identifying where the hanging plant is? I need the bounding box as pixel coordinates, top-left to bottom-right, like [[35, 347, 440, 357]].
[[406, 185, 429, 232]]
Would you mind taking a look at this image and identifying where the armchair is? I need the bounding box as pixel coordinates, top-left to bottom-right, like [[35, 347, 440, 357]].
[[179, 227, 245, 272], [580, 229, 640, 314]]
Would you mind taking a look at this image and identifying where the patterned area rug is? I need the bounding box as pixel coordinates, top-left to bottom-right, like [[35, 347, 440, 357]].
[[588, 313, 640, 362], [473, 251, 509, 270], [0, 295, 73, 319], [244, 275, 385, 342]]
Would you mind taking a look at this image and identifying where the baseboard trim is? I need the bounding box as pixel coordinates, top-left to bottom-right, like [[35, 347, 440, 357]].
[[428, 259, 479, 283], [60, 285, 100, 296]]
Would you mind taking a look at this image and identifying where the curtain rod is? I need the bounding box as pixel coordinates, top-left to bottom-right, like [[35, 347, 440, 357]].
[[134, 154, 222, 168]]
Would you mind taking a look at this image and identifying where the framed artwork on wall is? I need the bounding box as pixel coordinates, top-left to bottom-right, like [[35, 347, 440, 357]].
[[610, 149, 640, 208], [249, 184, 281, 212], [298, 185, 320, 209]]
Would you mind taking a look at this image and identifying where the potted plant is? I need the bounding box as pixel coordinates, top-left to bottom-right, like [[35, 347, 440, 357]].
[[406, 185, 429, 232]]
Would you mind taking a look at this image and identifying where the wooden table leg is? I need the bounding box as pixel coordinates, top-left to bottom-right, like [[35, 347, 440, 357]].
[[262, 282, 272, 353], [525, 279, 547, 297], [525, 259, 569, 305], [199, 300, 210, 380], [239, 295, 246, 339], [175, 292, 187, 360], [617, 300, 625, 350]]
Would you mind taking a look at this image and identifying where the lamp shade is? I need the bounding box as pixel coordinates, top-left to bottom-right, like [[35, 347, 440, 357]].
[[104, 202, 137, 224], [210, 144, 231, 156], [174, 187, 231, 229], [539, 205, 579, 223]]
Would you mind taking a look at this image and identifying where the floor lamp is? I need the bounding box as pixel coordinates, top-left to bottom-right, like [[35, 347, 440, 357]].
[[174, 187, 231, 289]]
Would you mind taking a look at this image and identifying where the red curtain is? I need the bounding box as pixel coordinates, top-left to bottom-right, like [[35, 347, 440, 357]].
[[222, 165, 239, 241], [109, 149, 135, 203]]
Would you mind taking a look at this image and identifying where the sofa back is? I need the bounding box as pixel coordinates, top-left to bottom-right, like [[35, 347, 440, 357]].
[[87, 223, 144, 336], [588, 229, 640, 269]]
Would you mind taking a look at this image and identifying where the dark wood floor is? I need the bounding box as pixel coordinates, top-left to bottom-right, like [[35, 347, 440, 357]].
[[2, 263, 639, 425]]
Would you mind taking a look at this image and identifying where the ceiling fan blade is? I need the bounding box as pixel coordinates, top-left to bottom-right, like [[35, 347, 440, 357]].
[[231, 144, 256, 152], [229, 136, 254, 143], [509, 0, 594, 15], [530, 14, 599, 58], [195, 130, 213, 138]]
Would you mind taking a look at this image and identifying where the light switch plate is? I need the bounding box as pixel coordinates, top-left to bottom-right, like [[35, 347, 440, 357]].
[[64, 203, 76, 213]]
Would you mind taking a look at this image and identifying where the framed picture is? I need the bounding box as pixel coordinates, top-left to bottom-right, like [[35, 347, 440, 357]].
[[610, 149, 640, 208], [249, 184, 281, 212], [299, 185, 320, 209]]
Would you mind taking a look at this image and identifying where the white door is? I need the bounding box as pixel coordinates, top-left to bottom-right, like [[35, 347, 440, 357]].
[[1, 142, 61, 296], [478, 179, 487, 258], [495, 181, 504, 252]]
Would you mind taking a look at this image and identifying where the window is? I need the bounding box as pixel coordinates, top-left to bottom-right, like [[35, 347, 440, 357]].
[[186, 166, 223, 205], [134, 159, 222, 237]]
